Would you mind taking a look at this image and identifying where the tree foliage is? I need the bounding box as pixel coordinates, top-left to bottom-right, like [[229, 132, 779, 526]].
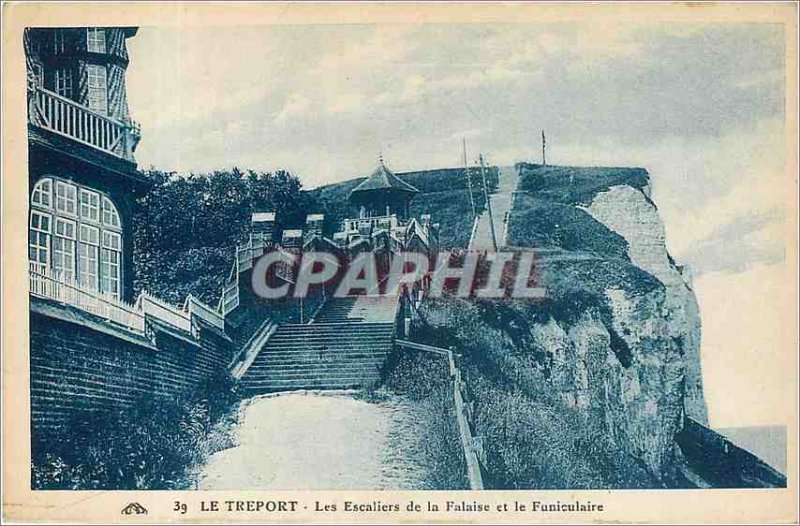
[[133, 168, 311, 304]]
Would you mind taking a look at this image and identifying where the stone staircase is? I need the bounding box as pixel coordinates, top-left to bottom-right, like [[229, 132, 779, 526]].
[[239, 295, 399, 395]]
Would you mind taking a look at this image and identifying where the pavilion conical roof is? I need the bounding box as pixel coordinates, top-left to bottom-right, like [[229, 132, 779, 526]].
[[350, 160, 420, 198]]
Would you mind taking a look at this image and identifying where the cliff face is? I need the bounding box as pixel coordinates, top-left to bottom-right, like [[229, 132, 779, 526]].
[[584, 184, 707, 424], [527, 289, 685, 479], [415, 164, 706, 484]]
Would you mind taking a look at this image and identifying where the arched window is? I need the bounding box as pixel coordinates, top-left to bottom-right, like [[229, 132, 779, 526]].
[[29, 177, 123, 299]]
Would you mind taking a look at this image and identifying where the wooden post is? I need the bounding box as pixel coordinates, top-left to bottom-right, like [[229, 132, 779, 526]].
[[463, 138, 476, 218], [480, 154, 498, 251], [542, 130, 547, 166]]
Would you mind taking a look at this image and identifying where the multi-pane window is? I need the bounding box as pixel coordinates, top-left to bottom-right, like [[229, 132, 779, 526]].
[[78, 224, 99, 290], [53, 218, 77, 282], [87, 28, 106, 53], [79, 189, 100, 222], [29, 211, 51, 273], [100, 231, 122, 297], [31, 178, 51, 208], [53, 30, 66, 54], [55, 180, 77, 215], [29, 178, 122, 299], [102, 196, 120, 228], [87, 65, 107, 114], [32, 63, 44, 87], [54, 67, 73, 99]]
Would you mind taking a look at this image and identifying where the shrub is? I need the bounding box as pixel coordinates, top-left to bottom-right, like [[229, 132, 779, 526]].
[[413, 298, 659, 489], [31, 372, 239, 490]]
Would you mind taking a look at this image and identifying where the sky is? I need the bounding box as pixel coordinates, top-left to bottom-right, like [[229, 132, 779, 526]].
[[126, 23, 791, 428]]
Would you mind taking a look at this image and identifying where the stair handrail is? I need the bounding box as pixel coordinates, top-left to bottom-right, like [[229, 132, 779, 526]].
[[229, 318, 278, 379], [229, 316, 275, 368], [306, 294, 328, 324]]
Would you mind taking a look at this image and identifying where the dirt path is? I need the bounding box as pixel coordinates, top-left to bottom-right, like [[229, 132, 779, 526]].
[[199, 391, 429, 490], [470, 166, 519, 250]]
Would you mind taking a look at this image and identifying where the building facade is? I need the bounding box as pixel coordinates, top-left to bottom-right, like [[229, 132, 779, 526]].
[[25, 27, 146, 302]]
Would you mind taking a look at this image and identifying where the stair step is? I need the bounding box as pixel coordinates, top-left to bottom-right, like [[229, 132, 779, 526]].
[[253, 347, 391, 356], [273, 331, 394, 337], [236, 296, 400, 394], [271, 330, 394, 338], [245, 361, 385, 372], [243, 373, 380, 391], [243, 369, 382, 381], [265, 340, 393, 347], [250, 358, 389, 368], [264, 340, 393, 348], [249, 355, 389, 366], [243, 378, 380, 389], [258, 341, 393, 350]]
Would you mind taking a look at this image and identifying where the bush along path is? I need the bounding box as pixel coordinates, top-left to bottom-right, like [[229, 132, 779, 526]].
[[31, 373, 240, 490]]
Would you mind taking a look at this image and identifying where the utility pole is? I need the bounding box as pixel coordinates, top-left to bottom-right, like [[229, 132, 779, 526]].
[[479, 153, 498, 251], [541, 130, 547, 166], [463, 138, 476, 218]]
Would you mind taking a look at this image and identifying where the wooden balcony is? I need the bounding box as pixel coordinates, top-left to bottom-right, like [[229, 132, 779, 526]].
[[30, 264, 226, 336], [27, 84, 140, 163], [29, 264, 145, 333]]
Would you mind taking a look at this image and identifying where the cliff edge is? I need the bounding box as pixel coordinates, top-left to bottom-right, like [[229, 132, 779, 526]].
[[416, 163, 706, 484]]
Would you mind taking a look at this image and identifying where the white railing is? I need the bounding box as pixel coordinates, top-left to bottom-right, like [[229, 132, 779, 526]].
[[343, 214, 400, 234], [29, 265, 145, 333], [185, 294, 225, 331], [467, 215, 480, 249], [137, 292, 192, 333], [218, 235, 274, 316], [220, 281, 240, 316], [27, 85, 140, 162], [29, 264, 233, 339]]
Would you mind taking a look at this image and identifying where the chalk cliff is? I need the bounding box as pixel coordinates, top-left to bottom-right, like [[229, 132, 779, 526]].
[[584, 184, 707, 424], [415, 164, 706, 484], [311, 163, 707, 484]]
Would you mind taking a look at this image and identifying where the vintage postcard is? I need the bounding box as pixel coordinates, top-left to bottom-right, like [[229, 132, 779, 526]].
[[2, 2, 798, 524]]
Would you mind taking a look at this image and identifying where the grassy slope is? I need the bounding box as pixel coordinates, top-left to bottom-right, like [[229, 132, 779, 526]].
[[509, 163, 662, 300], [411, 298, 657, 489], [402, 162, 663, 488], [516, 162, 649, 206]]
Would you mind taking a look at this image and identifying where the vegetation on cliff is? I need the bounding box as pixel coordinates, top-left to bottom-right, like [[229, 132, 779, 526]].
[[380, 350, 469, 489], [516, 163, 649, 206], [410, 298, 659, 489]]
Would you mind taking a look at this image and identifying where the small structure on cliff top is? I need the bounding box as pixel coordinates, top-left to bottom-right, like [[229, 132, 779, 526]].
[[327, 157, 438, 253]]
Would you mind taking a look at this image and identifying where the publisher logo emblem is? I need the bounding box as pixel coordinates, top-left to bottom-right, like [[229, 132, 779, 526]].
[[121, 502, 148, 515]]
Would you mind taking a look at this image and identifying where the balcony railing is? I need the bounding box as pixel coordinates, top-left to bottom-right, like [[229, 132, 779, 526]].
[[343, 214, 401, 234], [29, 265, 145, 333], [136, 292, 192, 334], [27, 84, 140, 163], [30, 264, 226, 337]]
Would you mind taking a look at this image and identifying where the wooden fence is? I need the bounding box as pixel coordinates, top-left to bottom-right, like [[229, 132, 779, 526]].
[[395, 338, 485, 490]]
